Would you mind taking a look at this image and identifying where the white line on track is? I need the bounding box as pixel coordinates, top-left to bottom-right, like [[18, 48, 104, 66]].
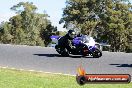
[[0, 66, 76, 76]]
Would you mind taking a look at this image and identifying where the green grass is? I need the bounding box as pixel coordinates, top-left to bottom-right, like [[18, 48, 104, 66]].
[[0, 68, 131, 88]]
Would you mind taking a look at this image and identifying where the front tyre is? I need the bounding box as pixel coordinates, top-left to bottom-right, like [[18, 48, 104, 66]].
[[93, 48, 102, 58]]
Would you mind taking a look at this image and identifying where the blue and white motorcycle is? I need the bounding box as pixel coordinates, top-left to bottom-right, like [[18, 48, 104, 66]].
[[50, 35, 102, 58]]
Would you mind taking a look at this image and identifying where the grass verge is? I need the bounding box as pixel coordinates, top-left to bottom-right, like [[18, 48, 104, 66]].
[[0, 68, 131, 88]]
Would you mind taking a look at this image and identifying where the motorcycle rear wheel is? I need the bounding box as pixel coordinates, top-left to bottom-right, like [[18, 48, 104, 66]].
[[55, 45, 69, 57], [61, 50, 69, 57]]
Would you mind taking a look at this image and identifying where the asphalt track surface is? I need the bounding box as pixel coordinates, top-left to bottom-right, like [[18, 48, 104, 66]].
[[0, 44, 132, 77]]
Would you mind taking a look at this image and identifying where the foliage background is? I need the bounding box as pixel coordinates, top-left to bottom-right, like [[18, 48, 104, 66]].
[[60, 0, 132, 52], [0, 2, 57, 46]]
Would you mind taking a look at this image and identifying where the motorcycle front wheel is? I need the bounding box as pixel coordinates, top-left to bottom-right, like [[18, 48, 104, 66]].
[[92, 48, 102, 58]]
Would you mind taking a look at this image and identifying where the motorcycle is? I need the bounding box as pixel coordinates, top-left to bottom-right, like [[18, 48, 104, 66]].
[[50, 35, 102, 58]]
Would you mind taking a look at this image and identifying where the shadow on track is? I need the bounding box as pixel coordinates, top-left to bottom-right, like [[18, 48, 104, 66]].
[[33, 54, 94, 58], [33, 54, 60, 57], [110, 64, 132, 67], [70, 55, 94, 58]]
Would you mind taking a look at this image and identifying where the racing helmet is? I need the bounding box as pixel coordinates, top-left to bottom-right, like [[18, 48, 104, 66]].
[[68, 30, 76, 39]]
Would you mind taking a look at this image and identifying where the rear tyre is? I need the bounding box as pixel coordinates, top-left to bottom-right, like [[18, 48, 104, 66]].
[[55, 45, 69, 57], [60, 48, 69, 57], [55, 45, 61, 53]]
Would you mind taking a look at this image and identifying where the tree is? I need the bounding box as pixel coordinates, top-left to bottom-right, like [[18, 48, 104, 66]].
[[97, 0, 132, 52], [10, 2, 45, 46], [60, 0, 132, 52], [41, 24, 58, 46], [0, 22, 13, 44], [0, 2, 57, 46], [60, 0, 103, 35]]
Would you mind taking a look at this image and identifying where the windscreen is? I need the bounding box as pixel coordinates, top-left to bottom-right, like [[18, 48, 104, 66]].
[[82, 35, 90, 43]]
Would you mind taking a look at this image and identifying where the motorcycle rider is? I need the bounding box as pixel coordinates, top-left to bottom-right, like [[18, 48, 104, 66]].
[[57, 30, 76, 55]]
